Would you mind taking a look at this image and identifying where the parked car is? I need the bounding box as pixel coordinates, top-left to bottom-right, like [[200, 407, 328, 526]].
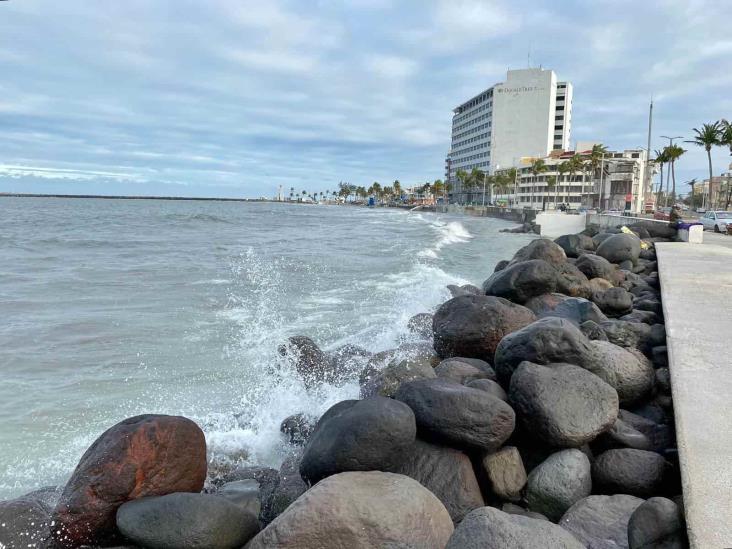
[[700, 211, 732, 232], [653, 207, 672, 221]]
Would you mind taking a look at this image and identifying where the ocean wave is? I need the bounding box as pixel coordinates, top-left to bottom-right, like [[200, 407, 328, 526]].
[[418, 219, 473, 259]]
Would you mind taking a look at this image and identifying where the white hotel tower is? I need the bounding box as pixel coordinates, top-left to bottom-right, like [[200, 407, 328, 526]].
[[446, 67, 573, 194]]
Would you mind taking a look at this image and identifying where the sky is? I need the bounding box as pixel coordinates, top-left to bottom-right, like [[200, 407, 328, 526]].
[[1, 0, 731, 198]]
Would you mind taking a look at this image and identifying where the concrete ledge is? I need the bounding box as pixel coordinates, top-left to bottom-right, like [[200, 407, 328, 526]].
[[656, 243, 732, 549]]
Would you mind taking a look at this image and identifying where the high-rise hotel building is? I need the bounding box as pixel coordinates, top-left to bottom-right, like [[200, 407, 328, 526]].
[[446, 67, 573, 193]]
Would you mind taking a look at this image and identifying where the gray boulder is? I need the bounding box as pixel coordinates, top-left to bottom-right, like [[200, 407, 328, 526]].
[[446, 507, 585, 549], [627, 497, 687, 549], [508, 362, 619, 448], [494, 317, 595, 385], [0, 487, 58, 549], [526, 449, 592, 522], [280, 413, 315, 446], [592, 449, 668, 498], [482, 259, 560, 304], [621, 309, 660, 325], [586, 341, 655, 406], [299, 397, 416, 484], [581, 320, 609, 341], [592, 416, 653, 453], [600, 320, 654, 353], [555, 233, 596, 257], [509, 238, 568, 266], [407, 312, 434, 339], [278, 336, 332, 388], [448, 283, 482, 297], [218, 479, 263, 519], [467, 378, 508, 401], [576, 254, 618, 282], [393, 439, 484, 523], [479, 446, 527, 502], [596, 233, 642, 264], [433, 294, 536, 361], [554, 261, 594, 299], [593, 287, 634, 317], [360, 356, 436, 398], [525, 293, 608, 325], [267, 451, 308, 524], [434, 358, 495, 384], [395, 378, 515, 452], [560, 494, 644, 549], [502, 503, 550, 521], [116, 493, 259, 549], [247, 471, 454, 549]]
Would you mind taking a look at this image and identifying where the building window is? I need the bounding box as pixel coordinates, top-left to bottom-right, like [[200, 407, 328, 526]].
[[554, 125, 563, 130], [556, 106, 565, 111]]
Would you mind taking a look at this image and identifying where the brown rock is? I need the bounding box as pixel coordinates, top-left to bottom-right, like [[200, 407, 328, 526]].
[[51, 414, 207, 548], [480, 446, 527, 502]]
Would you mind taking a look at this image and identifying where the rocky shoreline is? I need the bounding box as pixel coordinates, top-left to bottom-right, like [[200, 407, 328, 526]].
[[0, 221, 689, 549]]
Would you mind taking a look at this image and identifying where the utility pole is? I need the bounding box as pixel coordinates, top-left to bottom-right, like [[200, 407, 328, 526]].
[[645, 99, 653, 211]]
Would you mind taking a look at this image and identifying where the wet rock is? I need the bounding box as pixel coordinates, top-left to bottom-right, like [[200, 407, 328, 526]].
[[446, 507, 584, 549], [502, 503, 550, 521], [635, 297, 663, 315], [433, 294, 536, 361], [299, 397, 416, 484], [576, 253, 618, 282], [509, 238, 568, 267], [593, 287, 634, 317], [652, 346, 669, 368], [508, 362, 619, 448], [592, 416, 653, 453], [247, 471, 454, 549], [393, 439, 484, 523], [116, 493, 259, 549], [360, 356, 436, 398], [526, 449, 592, 522], [627, 497, 687, 549], [279, 336, 332, 388], [596, 233, 642, 265], [581, 320, 609, 341], [560, 494, 644, 549], [554, 233, 596, 257], [280, 413, 315, 446], [434, 358, 494, 384], [467, 378, 508, 401], [592, 232, 615, 247], [592, 449, 668, 498], [494, 259, 510, 272], [586, 341, 655, 406], [448, 283, 482, 297], [525, 293, 608, 325], [407, 312, 434, 339], [218, 479, 262, 518], [0, 487, 58, 549], [51, 414, 207, 548], [554, 261, 594, 299], [211, 466, 279, 523], [618, 409, 674, 452], [395, 378, 515, 452], [482, 259, 560, 304], [267, 450, 307, 524], [479, 446, 527, 502], [494, 317, 595, 385]]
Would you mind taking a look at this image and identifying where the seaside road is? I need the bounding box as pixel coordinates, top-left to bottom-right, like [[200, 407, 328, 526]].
[[656, 243, 732, 549]]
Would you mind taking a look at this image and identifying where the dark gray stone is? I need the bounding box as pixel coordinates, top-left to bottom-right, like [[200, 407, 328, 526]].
[[218, 479, 262, 518], [592, 416, 653, 453], [586, 341, 655, 406], [581, 320, 609, 341], [407, 312, 434, 339], [278, 336, 332, 388], [525, 293, 608, 326], [299, 397, 416, 484], [560, 494, 645, 549], [502, 503, 550, 521], [593, 288, 634, 317], [596, 233, 642, 265], [266, 451, 307, 524], [359, 356, 436, 398], [479, 446, 527, 502], [467, 378, 508, 401], [601, 320, 653, 353], [592, 449, 668, 498], [448, 283, 483, 297], [0, 487, 58, 549], [433, 294, 536, 361], [554, 261, 594, 300], [482, 259, 561, 304], [212, 466, 279, 524], [576, 253, 617, 282], [526, 449, 592, 522], [446, 507, 585, 549], [627, 497, 687, 549], [395, 378, 515, 452], [393, 439, 484, 523], [508, 362, 619, 448], [656, 368, 672, 394], [434, 358, 494, 384], [554, 233, 596, 257], [509, 238, 568, 267], [116, 493, 259, 549], [280, 413, 315, 446]]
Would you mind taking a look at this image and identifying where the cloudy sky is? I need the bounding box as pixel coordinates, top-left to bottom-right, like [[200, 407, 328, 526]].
[[1, 0, 730, 198]]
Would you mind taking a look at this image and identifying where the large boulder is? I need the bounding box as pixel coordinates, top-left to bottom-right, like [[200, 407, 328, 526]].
[[393, 439, 484, 523], [509, 238, 568, 266], [279, 336, 333, 388], [434, 358, 495, 384], [280, 413, 315, 446], [627, 497, 687, 549], [560, 494, 645, 549], [467, 378, 508, 401], [555, 234, 596, 257], [600, 320, 654, 353], [51, 415, 207, 548], [116, 493, 259, 549], [593, 287, 634, 317], [596, 233, 642, 265], [0, 487, 58, 549], [576, 254, 618, 282], [359, 356, 436, 398], [494, 317, 595, 385], [526, 449, 592, 522], [509, 362, 619, 448], [299, 397, 416, 484], [446, 506, 585, 549], [407, 313, 434, 339], [395, 378, 515, 452], [266, 451, 308, 524], [586, 341, 655, 406], [246, 471, 454, 549], [479, 446, 527, 503], [525, 293, 608, 326], [482, 260, 560, 304], [592, 449, 669, 498], [433, 294, 536, 361], [554, 261, 594, 299]]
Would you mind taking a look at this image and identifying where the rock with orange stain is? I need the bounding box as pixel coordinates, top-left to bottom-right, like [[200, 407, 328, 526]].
[[51, 414, 207, 548]]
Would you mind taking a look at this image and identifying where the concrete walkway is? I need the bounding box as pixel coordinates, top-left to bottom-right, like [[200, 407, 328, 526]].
[[656, 243, 732, 549]]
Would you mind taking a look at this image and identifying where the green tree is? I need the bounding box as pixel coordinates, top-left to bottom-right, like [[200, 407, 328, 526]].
[[455, 169, 468, 204], [664, 144, 686, 205], [686, 122, 722, 208], [557, 161, 570, 206], [530, 159, 548, 206], [653, 149, 668, 207], [372, 182, 382, 198], [393, 180, 402, 198], [432, 179, 444, 199], [720, 120, 732, 156], [546, 175, 558, 210]]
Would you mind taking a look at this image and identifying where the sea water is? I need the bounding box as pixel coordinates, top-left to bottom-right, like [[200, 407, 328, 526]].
[[0, 197, 535, 498]]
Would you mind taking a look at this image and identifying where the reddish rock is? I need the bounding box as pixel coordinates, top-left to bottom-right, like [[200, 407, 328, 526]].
[[51, 414, 207, 547]]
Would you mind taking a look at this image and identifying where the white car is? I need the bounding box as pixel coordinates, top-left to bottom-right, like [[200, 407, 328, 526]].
[[700, 211, 732, 232]]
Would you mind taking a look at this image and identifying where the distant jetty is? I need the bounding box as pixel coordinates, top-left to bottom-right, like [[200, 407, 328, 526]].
[[0, 193, 266, 202]]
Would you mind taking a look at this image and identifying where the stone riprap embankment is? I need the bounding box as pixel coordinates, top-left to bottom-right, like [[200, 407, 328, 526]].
[[0, 222, 689, 549]]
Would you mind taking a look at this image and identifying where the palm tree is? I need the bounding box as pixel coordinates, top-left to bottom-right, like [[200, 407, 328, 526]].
[[455, 169, 468, 204], [687, 122, 722, 208], [664, 144, 686, 205], [566, 155, 584, 207], [432, 179, 444, 201], [546, 175, 557, 210], [529, 159, 548, 207], [557, 161, 570, 207], [653, 149, 667, 207], [720, 120, 732, 156], [686, 178, 698, 209], [372, 182, 382, 198], [393, 181, 402, 200]]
